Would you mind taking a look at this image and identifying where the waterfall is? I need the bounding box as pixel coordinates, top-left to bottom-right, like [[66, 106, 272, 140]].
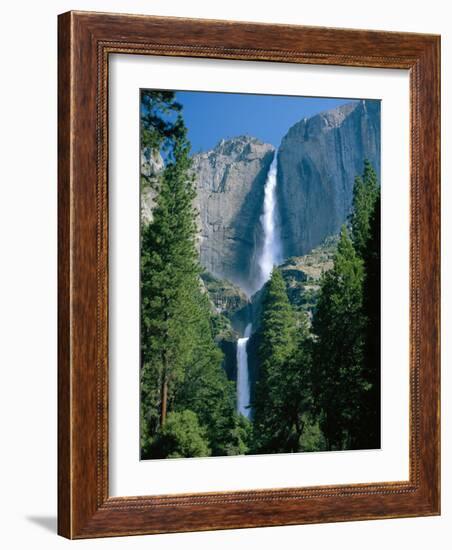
[[236, 151, 283, 417], [236, 323, 252, 418], [257, 151, 283, 289]]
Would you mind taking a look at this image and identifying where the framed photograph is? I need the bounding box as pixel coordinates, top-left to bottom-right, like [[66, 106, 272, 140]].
[[58, 11, 440, 538]]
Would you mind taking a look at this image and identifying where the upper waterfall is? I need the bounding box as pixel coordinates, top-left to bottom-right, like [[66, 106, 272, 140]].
[[256, 151, 283, 290]]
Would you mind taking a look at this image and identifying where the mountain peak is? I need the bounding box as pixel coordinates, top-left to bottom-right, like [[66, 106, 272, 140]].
[[216, 134, 264, 147], [192, 135, 274, 163]]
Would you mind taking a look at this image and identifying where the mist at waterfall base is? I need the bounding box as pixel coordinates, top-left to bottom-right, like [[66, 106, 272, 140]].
[[235, 151, 282, 418]]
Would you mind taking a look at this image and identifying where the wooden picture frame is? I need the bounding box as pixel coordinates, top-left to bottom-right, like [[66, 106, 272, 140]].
[[58, 10, 440, 539]]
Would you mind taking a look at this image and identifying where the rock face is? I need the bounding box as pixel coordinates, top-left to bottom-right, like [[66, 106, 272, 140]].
[[192, 136, 275, 295], [279, 236, 337, 319], [277, 100, 380, 258], [201, 272, 250, 335], [140, 147, 164, 224]]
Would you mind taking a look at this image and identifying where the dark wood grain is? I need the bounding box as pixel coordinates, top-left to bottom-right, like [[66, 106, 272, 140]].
[[58, 10, 440, 539], [57, 11, 72, 539]]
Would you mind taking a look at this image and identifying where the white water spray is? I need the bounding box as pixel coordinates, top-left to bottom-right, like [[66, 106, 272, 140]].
[[236, 323, 252, 418], [257, 151, 283, 288], [236, 151, 283, 417]]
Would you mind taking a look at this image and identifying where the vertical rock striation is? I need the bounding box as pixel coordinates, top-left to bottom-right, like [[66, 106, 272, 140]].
[[277, 99, 380, 258]]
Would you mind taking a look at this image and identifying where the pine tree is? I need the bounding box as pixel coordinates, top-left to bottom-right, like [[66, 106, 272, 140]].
[[358, 189, 381, 449], [351, 159, 379, 258], [252, 269, 301, 453], [140, 90, 184, 152], [312, 226, 365, 450], [140, 121, 201, 453], [350, 160, 381, 449]]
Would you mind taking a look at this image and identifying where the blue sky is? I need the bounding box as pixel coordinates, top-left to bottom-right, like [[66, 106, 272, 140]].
[[174, 91, 356, 154]]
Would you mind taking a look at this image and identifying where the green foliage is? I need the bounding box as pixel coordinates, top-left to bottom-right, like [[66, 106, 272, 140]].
[[140, 90, 185, 152], [252, 269, 313, 453], [358, 189, 381, 449], [312, 226, 366, 450], [298, 414, 327, 452], [349, 160, 381, 448], [224, 415, 253, 456], [256, 269, 297, 370], [210, 312, 234, 341], [351, 159, 379, 258], [150, 410, 211, 458]]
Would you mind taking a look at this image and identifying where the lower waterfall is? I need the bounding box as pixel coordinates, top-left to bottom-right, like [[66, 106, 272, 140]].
[[236, 323, 252, 418]]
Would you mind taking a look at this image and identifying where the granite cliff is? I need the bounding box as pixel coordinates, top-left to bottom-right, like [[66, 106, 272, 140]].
[[277, 99, 380, 257]]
